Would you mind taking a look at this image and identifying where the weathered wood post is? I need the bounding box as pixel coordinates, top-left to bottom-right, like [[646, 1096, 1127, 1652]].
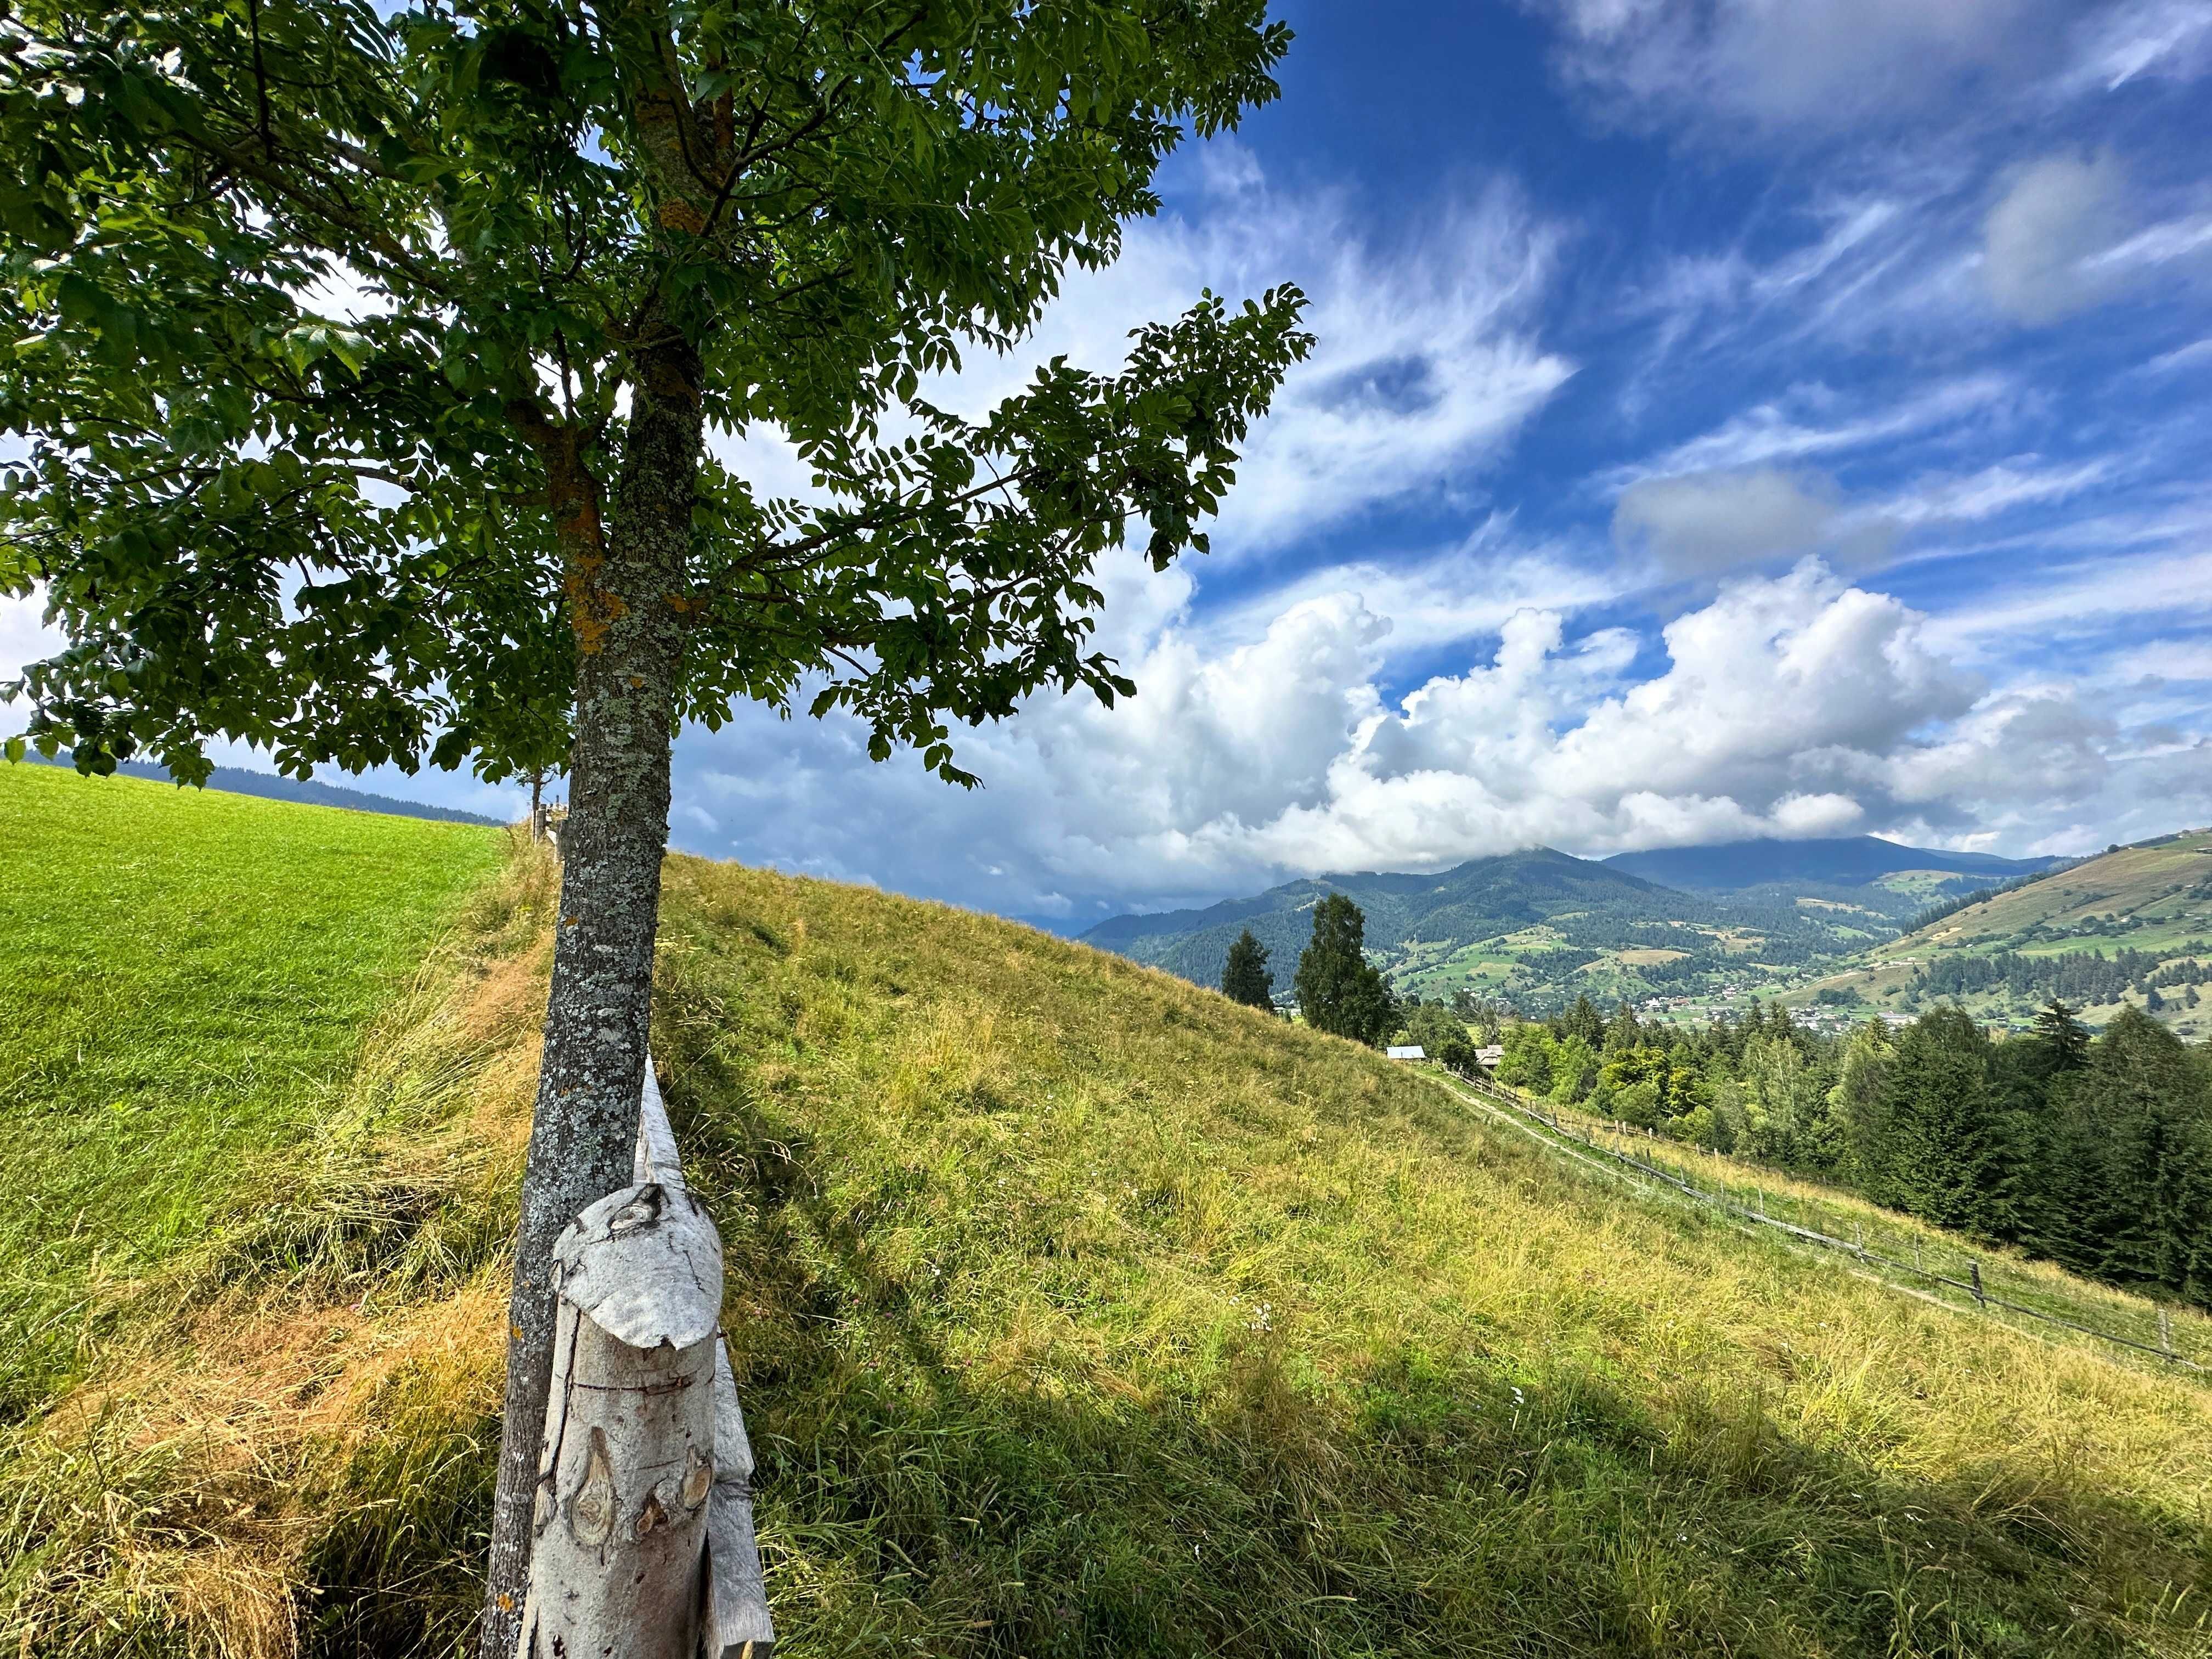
[[2159, 1305, 2175, 1362], [515, 1063, 776, 1659], [1970, 1259, 1986, 1308]]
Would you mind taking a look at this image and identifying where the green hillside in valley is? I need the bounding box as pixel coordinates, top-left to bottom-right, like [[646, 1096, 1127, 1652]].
[[0, 763, 504, 1417], [5, 794, 2210, 1657], [1789, 830, 2212, 1035], [1082, 844, 2023, 1013]]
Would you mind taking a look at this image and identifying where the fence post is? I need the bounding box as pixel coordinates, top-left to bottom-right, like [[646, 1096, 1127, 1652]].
[[1970, 1259, 1986, 1308], [515, 1062, 777, 1659], [2159, 1306, 2175, 1362], [516, 1181, 723, 1659]]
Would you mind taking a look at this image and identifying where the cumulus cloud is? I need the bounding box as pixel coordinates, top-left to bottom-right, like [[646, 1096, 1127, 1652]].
[[656, 557, 2194, 919], [1527, 0, 2061, 138]]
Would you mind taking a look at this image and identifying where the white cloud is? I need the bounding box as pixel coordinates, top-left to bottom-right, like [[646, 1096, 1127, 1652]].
[[1612, 467, 1845, 574], [733, 152, 1577, 566], [1528, 0, 2061, 138], [1617, 374, 2013, 483], [659, 557, 2202, 917], [2062, 0, 2212, 91], [0, 592, 59, 740], [1982, 152, 2134, 322]]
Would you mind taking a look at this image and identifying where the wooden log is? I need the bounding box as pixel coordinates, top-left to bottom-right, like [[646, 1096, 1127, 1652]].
[[703, 1338, 776, 1658], [517, 1180, 725, 1659]]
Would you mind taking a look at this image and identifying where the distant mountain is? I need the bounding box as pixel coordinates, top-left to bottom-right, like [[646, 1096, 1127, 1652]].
[[1602, 836, 2062, 893], [26, 755, 506, 827], [1081, 847, 1883, 1011]]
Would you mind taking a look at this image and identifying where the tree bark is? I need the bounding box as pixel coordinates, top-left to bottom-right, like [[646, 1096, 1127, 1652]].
[[482, 338, 704, 1658]]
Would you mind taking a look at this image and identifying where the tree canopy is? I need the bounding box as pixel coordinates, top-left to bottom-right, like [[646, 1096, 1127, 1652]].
[[1220, 926, 1273, 1010], [0, 0, 1308, 786], [1294, 893, 1394, 1047]]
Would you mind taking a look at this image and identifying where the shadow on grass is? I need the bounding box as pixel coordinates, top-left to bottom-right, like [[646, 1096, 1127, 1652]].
[[663, 1052, 2205, 1659]]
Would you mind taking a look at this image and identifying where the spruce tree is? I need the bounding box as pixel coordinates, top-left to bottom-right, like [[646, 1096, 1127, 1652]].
[[1220, 929, 1275, 1011], [1563, 994, 1605, 1049], [1294, 894, 1396, 1047], [2076, 1007, 2212, 1297], [1604, 1000, 1643, 1056], [2029, 1000, 2092, 1074], [1881, 1007, 2016, 1235]]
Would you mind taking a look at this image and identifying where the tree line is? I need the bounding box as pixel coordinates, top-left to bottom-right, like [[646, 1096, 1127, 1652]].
[[1489, 994, 2211, 1310], [1913, 945, 2209, 1008]]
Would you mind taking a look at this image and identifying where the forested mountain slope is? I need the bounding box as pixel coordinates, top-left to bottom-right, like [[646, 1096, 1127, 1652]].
[[5, 787, 2210, 1656], [1794, 828, 2212, 1037], [1083, 842, 2021, 1012]]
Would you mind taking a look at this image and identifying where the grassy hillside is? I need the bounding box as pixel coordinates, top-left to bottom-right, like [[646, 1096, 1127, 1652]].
[[1791, 830, 2212, 1035], [0, 763, 504, 1417], [6, 815, 2212, 1656]]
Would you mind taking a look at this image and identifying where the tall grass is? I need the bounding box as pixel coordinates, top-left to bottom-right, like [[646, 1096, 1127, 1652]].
[[0, 771, 540, 1656], [0, 764, 503, 1416], [5, 820, 2211, 1656], [652, 857, 2212, 1658]]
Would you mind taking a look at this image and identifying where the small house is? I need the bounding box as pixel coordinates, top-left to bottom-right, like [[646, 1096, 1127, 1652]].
[[1385, 1045, 1426, 1062]]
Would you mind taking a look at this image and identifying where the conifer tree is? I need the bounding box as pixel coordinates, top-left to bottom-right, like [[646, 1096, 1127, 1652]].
[[1562, 993, 1605, 1049], [1294, 894, 1396, 1047], [1603, 1000, 1643, 1056], [1881, 1007, 2015, 1235], [1220, 928, 1275, 1011]]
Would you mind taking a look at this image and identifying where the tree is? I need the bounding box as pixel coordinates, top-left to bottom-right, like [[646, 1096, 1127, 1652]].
[[1398, 998, 1468, 1058], [0, 5, 1310, 1640], [1881, 1007, 2015, 1235], [1220, 928, 1274, 1011], [2029, 999, 2092, 1075], [1495, 1021, 1555, 1093], [1826, 1019, 1895, 1193], [1602, 1000, 1642, 1056], [1548, 1033, 1598, 1105], [1294, 893, 1395, 1046], [2073, 1007, 2212, 1298], [1561, 993, 1604, 1049]]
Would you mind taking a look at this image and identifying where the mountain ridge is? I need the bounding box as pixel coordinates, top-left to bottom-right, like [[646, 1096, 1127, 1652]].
[[1083, 836, 2069, 1011], [1602, 834, 2064, 892]]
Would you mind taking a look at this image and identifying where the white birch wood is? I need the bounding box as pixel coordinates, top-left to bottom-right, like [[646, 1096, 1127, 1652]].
[[703, 1337, 775, 1658], [635, 1057, 686, 1192], [516, 1180, 725, 1659]]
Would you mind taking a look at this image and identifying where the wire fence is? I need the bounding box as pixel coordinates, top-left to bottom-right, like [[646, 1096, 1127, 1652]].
[[1430, 1067, 2210, 1379]]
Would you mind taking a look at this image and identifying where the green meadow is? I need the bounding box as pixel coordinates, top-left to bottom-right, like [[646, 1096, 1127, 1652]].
[[0, 763, 501, 1417]]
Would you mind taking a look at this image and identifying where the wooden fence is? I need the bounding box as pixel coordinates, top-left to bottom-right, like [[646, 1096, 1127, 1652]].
[[515, 1061, 775, 1658], [1436, 1067, 2207, 1379]]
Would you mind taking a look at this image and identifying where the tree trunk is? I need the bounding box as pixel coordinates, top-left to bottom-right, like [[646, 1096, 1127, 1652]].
[[481, 339, 704, 1658]]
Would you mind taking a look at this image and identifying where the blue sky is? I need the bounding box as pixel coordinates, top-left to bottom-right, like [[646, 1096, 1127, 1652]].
[[8, 0, 2212, 929]]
